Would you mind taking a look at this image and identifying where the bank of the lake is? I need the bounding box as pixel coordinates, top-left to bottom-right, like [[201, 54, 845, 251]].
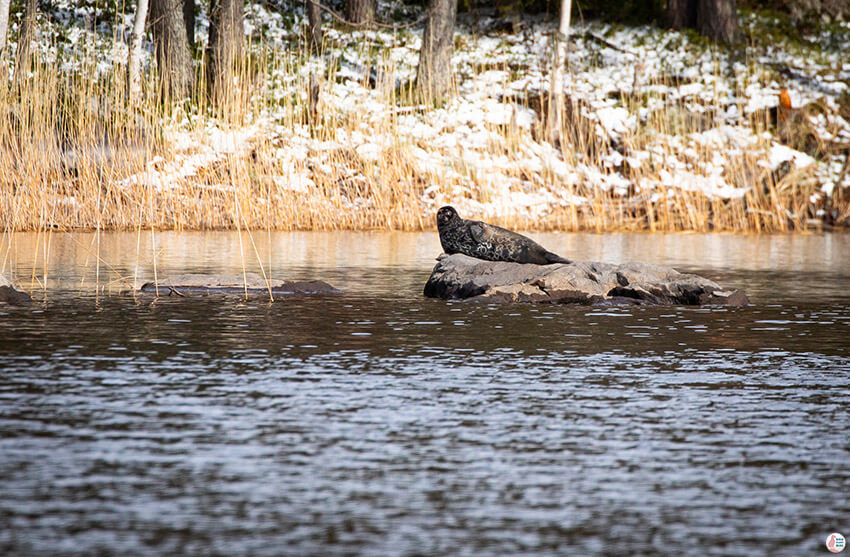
[[3, 3, 850, 234]]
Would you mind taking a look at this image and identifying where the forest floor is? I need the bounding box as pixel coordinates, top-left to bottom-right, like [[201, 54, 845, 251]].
[[1, 1, 849, 232]]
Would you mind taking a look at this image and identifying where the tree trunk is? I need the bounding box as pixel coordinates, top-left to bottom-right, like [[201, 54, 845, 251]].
[[697, 0, 739, 43], [346, 0, 375, 26], [206, 0, 244, 103], [0, 0, 11, 57], [12, 0, 37, 88], [184, 0, 195, 49], [664, 0, 697, 29], [415, 0, 456, 103], [306, 0, 322, 52], [548, 0, 571, 144], [150, 0, 194, 101], [126, 0, 149, 104], [666, 0, 738, 42]]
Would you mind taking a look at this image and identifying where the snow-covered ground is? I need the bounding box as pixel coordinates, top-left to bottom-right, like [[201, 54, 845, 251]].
[[6, 0, 850, 228]]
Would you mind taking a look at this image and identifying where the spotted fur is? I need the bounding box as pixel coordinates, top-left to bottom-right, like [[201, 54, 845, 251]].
[[436, 206, 571, 265]]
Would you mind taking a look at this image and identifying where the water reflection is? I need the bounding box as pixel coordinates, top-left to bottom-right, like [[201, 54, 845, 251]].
[[2, 231, 849, 301]]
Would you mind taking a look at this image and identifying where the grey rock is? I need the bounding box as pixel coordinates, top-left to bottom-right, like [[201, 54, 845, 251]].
[[0, 273, 31, 304], [139, 273, 340, 296], [423, 254, 749, 306]]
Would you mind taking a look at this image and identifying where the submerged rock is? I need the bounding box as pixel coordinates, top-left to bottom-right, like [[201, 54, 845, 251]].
[[423, 254, 748, 306], [138, 273, 340, 296], [0, 273, 31, 304]]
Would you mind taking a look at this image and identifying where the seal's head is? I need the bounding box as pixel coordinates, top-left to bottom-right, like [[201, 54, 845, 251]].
[[437, 206, 459, 228]]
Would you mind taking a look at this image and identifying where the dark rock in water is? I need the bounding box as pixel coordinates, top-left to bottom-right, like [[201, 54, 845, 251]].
[[0, 274, 31, 304], [138, 273, 339, 296], [424, 254, 749, 306], [0, 285, 31, 304]]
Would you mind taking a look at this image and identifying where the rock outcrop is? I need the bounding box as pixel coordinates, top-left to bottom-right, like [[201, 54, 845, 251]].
[[0, 273, 31, 304], [138, 273, 339, 296], [423, 254, 749, 306]]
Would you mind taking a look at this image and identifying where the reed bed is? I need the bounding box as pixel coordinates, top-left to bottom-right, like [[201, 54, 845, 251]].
[[0, 6, 848, 234]]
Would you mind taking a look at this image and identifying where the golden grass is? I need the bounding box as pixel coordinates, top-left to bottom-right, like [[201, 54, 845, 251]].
[[0, 26, 846, 235]]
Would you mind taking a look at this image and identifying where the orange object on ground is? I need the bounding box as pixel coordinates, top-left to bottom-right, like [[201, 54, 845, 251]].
[[779, 88, 792, 121]]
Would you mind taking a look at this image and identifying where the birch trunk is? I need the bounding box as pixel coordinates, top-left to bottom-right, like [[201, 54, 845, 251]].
[[548, 0, 571, 144], [0, 0, 11, 57], [126, 0, 149, 104]]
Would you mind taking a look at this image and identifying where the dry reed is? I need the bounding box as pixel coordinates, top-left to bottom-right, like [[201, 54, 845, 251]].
[[0, 16, 846, 236]]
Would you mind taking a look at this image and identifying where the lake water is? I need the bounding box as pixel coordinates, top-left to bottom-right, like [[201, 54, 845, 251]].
[[1, 231, 848, 555]]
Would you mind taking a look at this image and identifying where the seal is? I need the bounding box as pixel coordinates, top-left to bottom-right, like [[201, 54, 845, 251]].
[[436, 206, 571, 265]]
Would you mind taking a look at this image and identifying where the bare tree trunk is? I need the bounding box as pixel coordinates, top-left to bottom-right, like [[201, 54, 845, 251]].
[[306, 0, 322, 52], [664, 0, 697, 29], [206, 0, 244, 104], [346, 0, 375, 26], [0, 0, 11, 57], [697, 0, 739, 43], [666, 0, 738, 42], [415, 0, 456, 103], [150, 0, 194, 101], [548, 0, 571, 144], [126, 0, 149, 104], [12, 0, 38, 88], [184, 0, 195, 49]]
